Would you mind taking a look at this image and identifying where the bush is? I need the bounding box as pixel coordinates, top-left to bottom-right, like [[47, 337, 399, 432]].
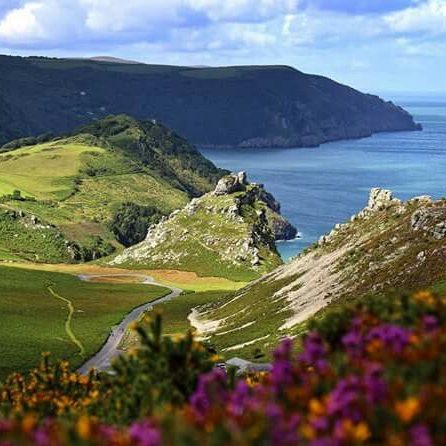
[[110, 202, 164, 247]]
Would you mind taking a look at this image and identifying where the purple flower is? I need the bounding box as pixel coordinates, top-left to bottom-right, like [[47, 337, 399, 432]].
[[410, 424, 433, 446], [0, 421, 13, 434], [364, 363, 387, 404], [310, 438, 340, 446], [129, 421, 162, 446], [342, 329, 363, 358], [190, 368, 228, 420], [227, 381, 251, 417], [33, 428, 51, 446], [298, 332, 328, 372], [366, 324, 411, 354], [422, 315, 439, 332], [327, 376, 363, 422]]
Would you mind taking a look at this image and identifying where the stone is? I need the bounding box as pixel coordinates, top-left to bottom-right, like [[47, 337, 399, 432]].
[[417, 251, 426, 262], [367, 188, 400, 212], [214, 172, 247, 196], [408, 195, 432, 204], [432, 222, 446, 240], [411, 209, 429, 231]]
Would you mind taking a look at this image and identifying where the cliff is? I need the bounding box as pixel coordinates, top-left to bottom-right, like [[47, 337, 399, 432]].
[[0, 56, 421, 148]]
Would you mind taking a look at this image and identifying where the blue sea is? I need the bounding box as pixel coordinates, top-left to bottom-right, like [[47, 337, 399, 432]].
[[200, 95, 446, 261]]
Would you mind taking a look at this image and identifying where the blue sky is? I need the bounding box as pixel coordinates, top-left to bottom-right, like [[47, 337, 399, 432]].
[[0, 0, 445, 93]]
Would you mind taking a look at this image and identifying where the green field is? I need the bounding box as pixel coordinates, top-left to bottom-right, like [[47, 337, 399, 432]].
[[0, 265, 169, 380]]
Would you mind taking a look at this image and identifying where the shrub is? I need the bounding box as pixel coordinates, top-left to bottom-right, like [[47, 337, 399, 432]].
[[110, 202, 164, 247]]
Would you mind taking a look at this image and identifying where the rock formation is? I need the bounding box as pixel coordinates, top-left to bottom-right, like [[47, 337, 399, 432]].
[[111, 173, 296, 278]]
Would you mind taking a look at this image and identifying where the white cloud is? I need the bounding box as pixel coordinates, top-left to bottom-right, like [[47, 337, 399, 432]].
[[0, 2, 45, 41], [385, 0, 446, 34], [0, 0, 86, 45]]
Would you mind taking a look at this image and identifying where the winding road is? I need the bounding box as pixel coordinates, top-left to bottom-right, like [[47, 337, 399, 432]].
[[77, 274, 182, 375]]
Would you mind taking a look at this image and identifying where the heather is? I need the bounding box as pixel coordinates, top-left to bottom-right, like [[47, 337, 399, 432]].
[[2, 290, 446, 445]]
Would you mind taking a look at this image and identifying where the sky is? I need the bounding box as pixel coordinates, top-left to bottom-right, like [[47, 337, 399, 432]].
[[0, 0, 445, 93]]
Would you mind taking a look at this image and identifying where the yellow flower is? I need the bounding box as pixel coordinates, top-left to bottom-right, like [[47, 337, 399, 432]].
[[341, 419, 371, 443], [76, 416, 92, 439], [395, 397, 420, 423], [309, 398, 325, 417], [353, 422, 371, 442], [128, 321, 139, 331], [366, 338, 384, 354], [301, 423, 316, 440], [413, 291, 435, 306], [21, 414, 37, 433]]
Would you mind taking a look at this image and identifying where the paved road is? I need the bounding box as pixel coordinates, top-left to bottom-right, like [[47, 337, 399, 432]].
[[77, 274, 182, 375]]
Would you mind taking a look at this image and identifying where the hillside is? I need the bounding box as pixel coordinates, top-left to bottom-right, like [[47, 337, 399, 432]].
[[112, 172, 296, 281], [191, 188, 446, 360], [0, 55, 420, 149], [0, 115, 224, 263]]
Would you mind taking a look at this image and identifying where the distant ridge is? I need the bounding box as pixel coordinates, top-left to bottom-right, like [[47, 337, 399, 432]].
[[0, 55, 421, 148], [87, 56, 143, 64]]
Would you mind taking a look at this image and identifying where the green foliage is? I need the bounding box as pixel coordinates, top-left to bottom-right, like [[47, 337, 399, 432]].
[[91, 313, 215, 424], [0, 132, 54, 152], [0, 210, 73, 263], [110, 202, 164, 247], [76, 114, 226, 197]]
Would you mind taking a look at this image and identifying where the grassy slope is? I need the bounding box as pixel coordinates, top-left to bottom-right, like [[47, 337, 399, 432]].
[[0, 265, 169, 380], [196, 196, 446, 361], [0, 135, 189, 261]]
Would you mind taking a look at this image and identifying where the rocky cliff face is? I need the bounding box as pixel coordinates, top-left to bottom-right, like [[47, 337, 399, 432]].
[[111, 172, 296, 280], [0, 56, 420, 148], [191, 188, 446, 359]]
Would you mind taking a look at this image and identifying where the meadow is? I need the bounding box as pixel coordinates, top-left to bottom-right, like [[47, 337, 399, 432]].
[[0, 265, 169, 379]]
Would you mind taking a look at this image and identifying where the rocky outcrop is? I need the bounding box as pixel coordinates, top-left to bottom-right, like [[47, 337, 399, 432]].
[[111, 172, 293, 278], [266, 211, 298, 241], [214, 171, 248, 196]]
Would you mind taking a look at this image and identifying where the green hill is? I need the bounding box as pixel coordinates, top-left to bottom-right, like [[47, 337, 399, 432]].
[[0, 115, 224, 263], [0, 55, 420, 149], [191, 189, 446, 360]]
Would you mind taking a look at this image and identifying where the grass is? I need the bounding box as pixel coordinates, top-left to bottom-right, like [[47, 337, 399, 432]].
[[197, 273, 303, 361], [0, 140, 105, 200], [0, 265, 169, 380], [121, 290, 229, 350]]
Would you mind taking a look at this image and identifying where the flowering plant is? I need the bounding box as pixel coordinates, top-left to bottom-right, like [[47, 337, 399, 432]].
[[2, 291, 446, 445]]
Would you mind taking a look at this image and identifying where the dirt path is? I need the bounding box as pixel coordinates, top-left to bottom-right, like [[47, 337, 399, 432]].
[[77, 274, 182, 375], [48, 285, 86, 357]]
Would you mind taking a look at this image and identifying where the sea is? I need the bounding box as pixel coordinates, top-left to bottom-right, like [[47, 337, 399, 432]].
[[200, 94, 446, 261]]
